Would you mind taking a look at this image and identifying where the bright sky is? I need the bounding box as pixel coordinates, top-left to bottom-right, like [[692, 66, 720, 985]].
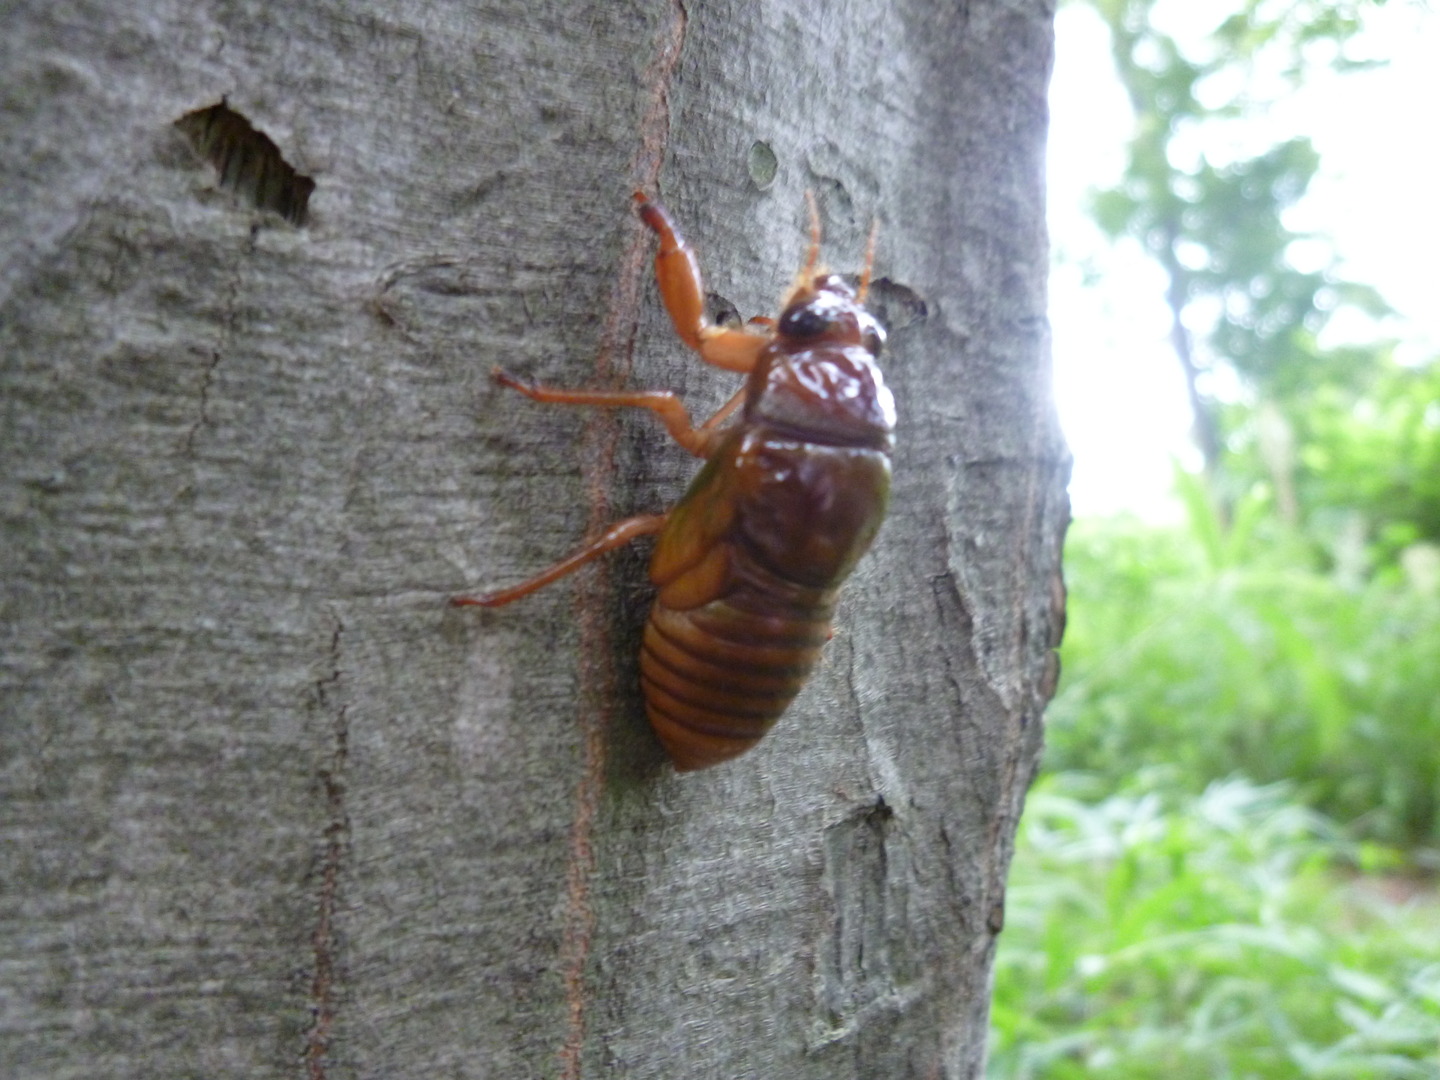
[[1048, 0, 1440, 519]]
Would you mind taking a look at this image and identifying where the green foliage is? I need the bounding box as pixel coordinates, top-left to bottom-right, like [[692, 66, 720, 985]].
[[1292, 362, 1440, 561], [1048, 497, 1440, 848], [1212, 1, 1380, 70], [988, 774, 1440, 1079]]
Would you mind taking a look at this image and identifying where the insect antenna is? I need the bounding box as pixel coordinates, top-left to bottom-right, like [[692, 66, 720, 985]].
[[858, 217, 880, 303], [802, 189, 822, 278]]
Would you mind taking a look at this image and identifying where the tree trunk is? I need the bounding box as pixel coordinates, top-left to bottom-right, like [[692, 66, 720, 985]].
[[1, 1, 1066, 1077]]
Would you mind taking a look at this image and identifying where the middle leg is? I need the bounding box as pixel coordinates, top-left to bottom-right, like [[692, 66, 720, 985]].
[[491, 369, 727, 457]]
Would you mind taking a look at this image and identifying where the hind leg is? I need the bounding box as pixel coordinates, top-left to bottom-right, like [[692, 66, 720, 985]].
[[451, 514, 667, 607]]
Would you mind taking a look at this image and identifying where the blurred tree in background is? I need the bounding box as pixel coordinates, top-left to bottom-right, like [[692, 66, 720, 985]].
[[1088, 0, 1393, 519], [1087, 0, 1440, 570]]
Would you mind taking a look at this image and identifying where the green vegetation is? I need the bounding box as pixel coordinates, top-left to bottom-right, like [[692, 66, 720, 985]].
[[991, 0, 1440, 1075], [988, 774, 1440, 1079], [990, 496, 1440, 1076], [1050, 492, 1440, 850]]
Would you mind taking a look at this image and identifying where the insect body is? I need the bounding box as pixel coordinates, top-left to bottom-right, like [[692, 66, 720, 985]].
[[453, 194, 895, 770]]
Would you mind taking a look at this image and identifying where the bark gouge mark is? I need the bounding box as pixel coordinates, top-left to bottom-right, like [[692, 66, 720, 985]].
[[175, 99, 315, 225]]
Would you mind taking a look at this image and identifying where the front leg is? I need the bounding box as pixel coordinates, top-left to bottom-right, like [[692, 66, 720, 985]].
[[634, 194, 769, 374]]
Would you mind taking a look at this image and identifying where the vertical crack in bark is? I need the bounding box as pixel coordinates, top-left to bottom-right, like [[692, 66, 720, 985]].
[[305, 619, 348, 1080], [184, 349, 222, 455], [556, 4, 687, 1078], [184, 270, 241, 455]]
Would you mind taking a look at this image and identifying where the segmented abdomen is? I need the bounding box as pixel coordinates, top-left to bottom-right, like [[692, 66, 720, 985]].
[[639, 575, 837, 771]]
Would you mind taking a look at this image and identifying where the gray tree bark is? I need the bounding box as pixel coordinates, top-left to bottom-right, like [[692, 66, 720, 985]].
[[1, 1, 1066, 1077]]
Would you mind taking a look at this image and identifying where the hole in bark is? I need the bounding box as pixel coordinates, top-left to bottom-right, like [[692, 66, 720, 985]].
[[705, 291, 743, 327], [747, 140, 778, 190], [850, 276, 928, 334], [174, 99, 315, 225]]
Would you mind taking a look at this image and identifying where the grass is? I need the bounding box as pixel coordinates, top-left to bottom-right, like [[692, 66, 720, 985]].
[[988, 772, 1440, 1079], [1047, 511, 1440, 849], [991, 497, 1440, 1077]]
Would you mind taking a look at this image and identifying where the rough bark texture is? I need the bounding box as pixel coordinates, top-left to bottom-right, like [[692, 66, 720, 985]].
[[1, 1, 1066, 1077]]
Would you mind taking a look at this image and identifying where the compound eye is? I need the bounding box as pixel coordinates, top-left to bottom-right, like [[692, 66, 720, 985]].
[[779, 304, 829, 340]]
